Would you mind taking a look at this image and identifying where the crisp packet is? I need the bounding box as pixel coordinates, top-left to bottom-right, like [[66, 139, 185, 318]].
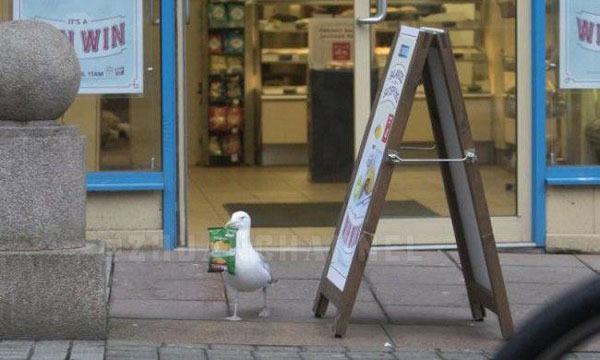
[[208, 227, 236, 274]]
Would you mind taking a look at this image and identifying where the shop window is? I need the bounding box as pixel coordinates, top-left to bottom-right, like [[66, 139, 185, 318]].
[[1, 0, 162, 172], [547, 0, 600, 166]]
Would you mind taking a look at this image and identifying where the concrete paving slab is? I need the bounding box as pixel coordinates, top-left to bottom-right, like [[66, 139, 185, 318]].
[[159, 345, 207, 360], [368, 251, 455, 267], [114, 250, 209, 263], [446, 252, 584, 268], [225, 299, 387, 324], [114, 262, 219, 281], [506, 283, 578, 305], [31, 341, 70, 360], [436, 349, 488, 360], [346, 350, 396, 359], [0, 341, 33, 360], [394, 349, 441, 360], [383, 324, 503, 352], [111, 278, 225, 301], [502, 266, 597, 284], [254, 350, 302, 359], [300, 352, 349, 360], [244, 279, 375, 302], [365, 266, 464, 285], [108, 319, 392, 348], [577, 255, 600, 273], [382, 306, 479, 326], [269, 261, 326, 280], [70, 341, 105, 360], [110, 299, 228, 320], [371, 283, 469, 307]]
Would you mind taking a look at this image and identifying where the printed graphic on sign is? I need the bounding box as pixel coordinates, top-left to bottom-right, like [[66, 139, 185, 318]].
[[327, 26, 420, 291], [560, 0, 600, 88], [332, 42, 351, 61], [14, 0, 144, 94]]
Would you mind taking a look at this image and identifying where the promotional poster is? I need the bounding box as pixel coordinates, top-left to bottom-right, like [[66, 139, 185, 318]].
[[560, 0, 600, 89], [326, 26, 420, 291], [14, 0, 144, 94]]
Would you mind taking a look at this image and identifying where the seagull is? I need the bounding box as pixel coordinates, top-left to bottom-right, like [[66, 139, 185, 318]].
[[223, 211, 276, 321]]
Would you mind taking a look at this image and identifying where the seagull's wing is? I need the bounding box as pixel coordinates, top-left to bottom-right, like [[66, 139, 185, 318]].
[[258, 252, 277, 284]]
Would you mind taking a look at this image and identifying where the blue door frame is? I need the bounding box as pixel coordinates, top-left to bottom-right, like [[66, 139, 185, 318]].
[[86, 0, 178, 250], [532, 0, 600, 247]]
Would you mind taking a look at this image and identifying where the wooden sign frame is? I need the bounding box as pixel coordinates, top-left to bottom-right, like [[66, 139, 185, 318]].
[[313, 26, 514, 339]]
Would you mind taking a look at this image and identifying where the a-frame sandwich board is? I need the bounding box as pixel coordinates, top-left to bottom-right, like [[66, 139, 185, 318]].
[[313, 26, 514, 339]]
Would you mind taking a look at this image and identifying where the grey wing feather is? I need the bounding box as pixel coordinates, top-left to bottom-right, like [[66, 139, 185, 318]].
[[258, 252, 278, 284]]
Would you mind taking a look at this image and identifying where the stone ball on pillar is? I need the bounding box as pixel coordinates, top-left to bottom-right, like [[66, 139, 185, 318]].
[[0, 20, 81, 121]]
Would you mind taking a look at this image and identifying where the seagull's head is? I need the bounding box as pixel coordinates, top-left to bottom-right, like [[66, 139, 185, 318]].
[[225, 211, 251, 230]]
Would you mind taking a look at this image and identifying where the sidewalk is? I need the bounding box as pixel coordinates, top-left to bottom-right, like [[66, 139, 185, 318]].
[[2, 250, 599, 359]]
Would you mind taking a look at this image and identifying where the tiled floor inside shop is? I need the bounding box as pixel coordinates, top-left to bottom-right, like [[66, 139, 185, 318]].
[[187, 165, 516, 248]]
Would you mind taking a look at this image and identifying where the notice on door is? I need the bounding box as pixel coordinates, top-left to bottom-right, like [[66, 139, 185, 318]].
[[326, 26, 420, 291], [14, 0, 144, 94], [560, 0, 600, 89]]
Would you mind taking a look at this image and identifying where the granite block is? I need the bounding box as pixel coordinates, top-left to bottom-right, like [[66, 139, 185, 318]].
[[0, 21, 80, 121], [0, 241, 107, 339], [0, 124, 85, 251]]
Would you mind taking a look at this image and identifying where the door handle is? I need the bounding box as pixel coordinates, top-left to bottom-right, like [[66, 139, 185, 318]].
[[357, 0, 388, 25]]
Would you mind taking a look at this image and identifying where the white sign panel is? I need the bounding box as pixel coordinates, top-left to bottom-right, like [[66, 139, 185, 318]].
[[308, 18, 354, 69], [326, 26, 420, 291], [14, 0, 144, 94], [560, 0, 600, 89]]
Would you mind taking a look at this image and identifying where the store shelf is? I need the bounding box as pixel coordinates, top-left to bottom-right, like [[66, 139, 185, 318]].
[[376, 20, 483, 32], [262, 94, 308, 101], [250, 0, 482, 5]]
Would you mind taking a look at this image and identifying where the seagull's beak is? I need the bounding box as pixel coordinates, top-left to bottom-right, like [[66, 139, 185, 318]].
[[225, 220, 238, 229]]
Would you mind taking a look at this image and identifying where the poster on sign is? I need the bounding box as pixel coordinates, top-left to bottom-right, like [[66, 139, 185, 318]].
[[308, 18, 354, 69], [560, 0, 600, 89], [13, 0, 144, 94], [326, 26, 419, 291]]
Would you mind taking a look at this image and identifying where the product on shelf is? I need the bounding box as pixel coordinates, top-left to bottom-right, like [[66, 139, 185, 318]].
[[208, 34, 223, 54], [222, 133, 242, 156], [227, 100, 244, 130], [226, 75, 242, 99], [228, 4, 245, 27], [210, 55, 227, 73], [208, 3, 228, 27], [208, 106, 228, 132], [209, 136, 223, 156], [209, 80, 225, 101], [226, 56, 243, 73], [225, 32, 244, 55]]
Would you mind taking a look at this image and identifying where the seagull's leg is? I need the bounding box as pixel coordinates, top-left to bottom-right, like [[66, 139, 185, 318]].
[[258, 286, 270, 318], [226, 289, 242, 321]]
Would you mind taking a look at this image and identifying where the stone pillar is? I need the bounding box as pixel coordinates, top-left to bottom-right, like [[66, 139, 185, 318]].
[[0, 20, 108, 339]]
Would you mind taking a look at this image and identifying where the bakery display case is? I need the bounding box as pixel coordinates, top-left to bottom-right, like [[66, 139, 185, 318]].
[[242, 0, 511, 165]]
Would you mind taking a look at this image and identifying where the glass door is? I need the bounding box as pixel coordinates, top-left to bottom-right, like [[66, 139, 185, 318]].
[[354, 0, 532, 246]]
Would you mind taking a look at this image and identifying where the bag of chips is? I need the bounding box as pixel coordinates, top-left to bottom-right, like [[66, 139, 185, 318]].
[[208, 227, 236, 274]]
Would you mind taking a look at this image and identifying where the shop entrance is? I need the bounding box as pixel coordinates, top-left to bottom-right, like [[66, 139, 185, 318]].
[[179, 0, 532, 249]]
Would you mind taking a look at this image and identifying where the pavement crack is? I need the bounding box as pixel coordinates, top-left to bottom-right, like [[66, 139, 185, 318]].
[[575, 255, 600, 276], [362, 275, 397, 349]]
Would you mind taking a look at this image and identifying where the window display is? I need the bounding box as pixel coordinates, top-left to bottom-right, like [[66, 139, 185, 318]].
[[547, 0, 600, 165]]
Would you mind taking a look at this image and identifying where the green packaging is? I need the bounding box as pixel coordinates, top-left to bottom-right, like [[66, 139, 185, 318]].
[[208, 227, 236, 275]]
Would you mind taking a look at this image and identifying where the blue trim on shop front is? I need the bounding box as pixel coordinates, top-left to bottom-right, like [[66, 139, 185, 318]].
[[85, 0, 178, 250], [86, 172, 164, 191], [532, 0, 547, 247], [161, 0, 178, 251], [547, 167, 600, 186]]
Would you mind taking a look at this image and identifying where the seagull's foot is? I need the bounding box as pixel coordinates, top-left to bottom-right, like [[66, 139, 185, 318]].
[[226, 315, 243, 321], [258, 308, 270, 318]]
